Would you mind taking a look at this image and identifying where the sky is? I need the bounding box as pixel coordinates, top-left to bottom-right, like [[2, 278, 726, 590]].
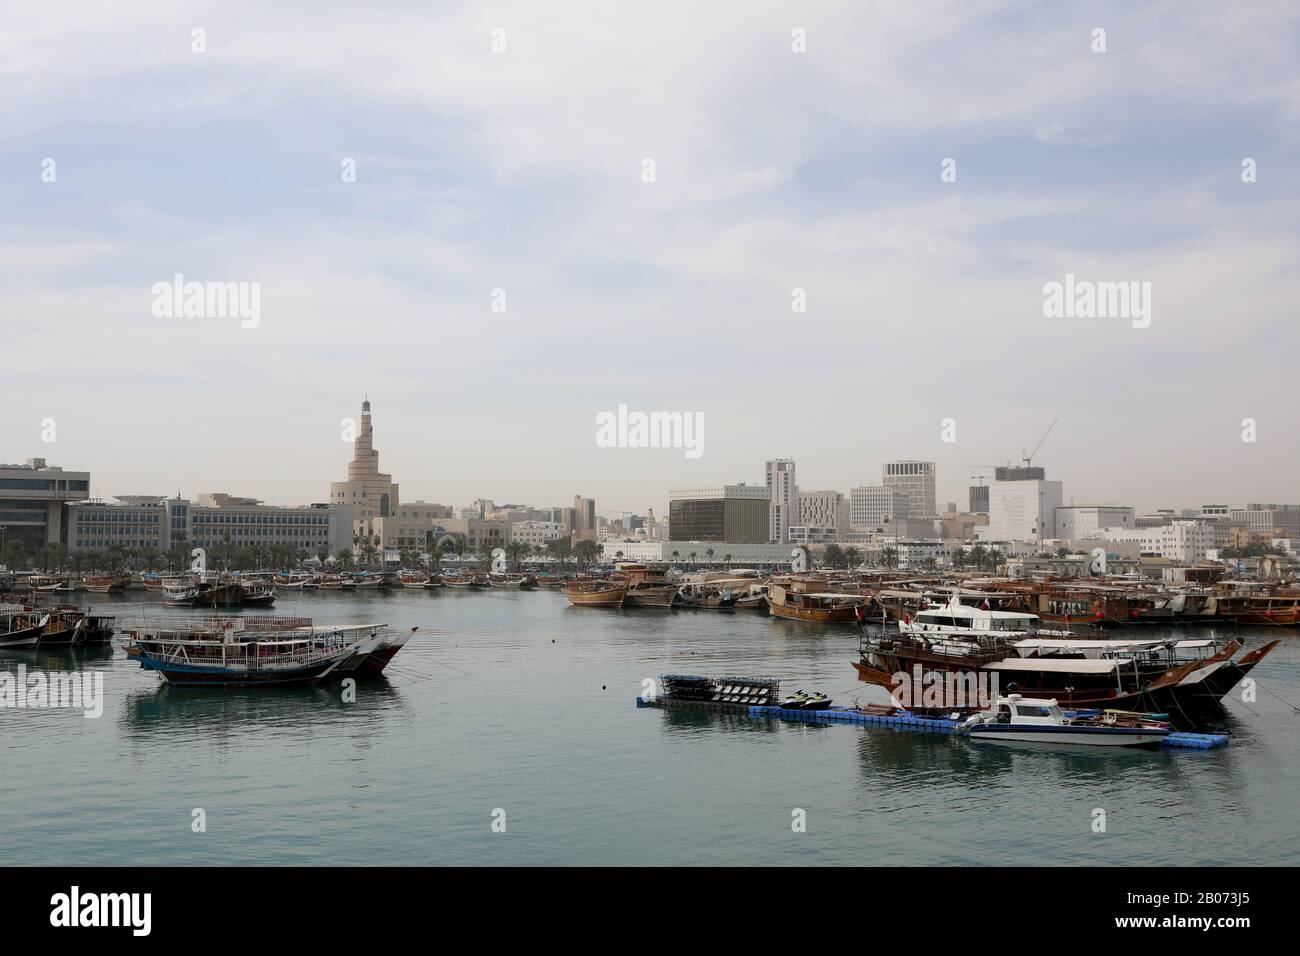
[[2, 1, 1298, 516]]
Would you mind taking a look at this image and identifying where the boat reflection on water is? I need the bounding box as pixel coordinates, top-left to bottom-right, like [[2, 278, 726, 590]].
[[0, 644, 117, 670], [118, 679, 410, 741], [654, 706, 783, 736]]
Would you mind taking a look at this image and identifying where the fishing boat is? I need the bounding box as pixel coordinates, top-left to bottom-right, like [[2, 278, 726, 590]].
[[123, 617, 401, 686], [765, 584, 865, 623], [318, 575, 345, 590], [84, 572, 130, 593], [677, 583, 739, 609], [962, 694, 1172, 747], [561, 580, 628, 607], [612, 563, 678, 608], [350, 573, 382, 589], [239, 580, 277, 607], [733, 584, 770, 610], [400, 571, 430, 589], [489, 573, 536, 590], [129, 626, 355, 686], [0, 608, 49, 649], [140, 573, 165, 593], [853, 619, 1279, 716], [443, 574, 485, 590], [354, 626, 419, 674], [37, 609, 87, 646], [28, 575, 73, 593]]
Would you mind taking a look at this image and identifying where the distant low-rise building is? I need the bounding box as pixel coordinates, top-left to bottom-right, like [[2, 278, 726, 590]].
[[669, 484, 769, 543], [0, 458, 90, 550]]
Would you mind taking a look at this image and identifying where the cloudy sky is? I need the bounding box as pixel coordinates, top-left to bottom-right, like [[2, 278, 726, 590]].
[[2, 1, 1297, 515]]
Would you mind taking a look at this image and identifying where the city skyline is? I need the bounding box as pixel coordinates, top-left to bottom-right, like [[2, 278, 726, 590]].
[[4, 3, 1298, 513], [2, 393, 1291, 520]]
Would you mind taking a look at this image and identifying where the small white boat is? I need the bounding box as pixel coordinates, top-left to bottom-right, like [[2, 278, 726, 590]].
[[962, 694, 1171, 748]]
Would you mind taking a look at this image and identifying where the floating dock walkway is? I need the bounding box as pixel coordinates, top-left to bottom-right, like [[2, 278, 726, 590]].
[[636, 697, 1228, 749]]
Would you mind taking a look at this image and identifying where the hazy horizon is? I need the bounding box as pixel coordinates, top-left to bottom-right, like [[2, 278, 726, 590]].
[[4, 2, 1298, 516]]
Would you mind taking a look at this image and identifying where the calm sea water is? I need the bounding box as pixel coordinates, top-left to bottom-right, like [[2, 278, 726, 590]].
[[3, 588, 1298, 866]]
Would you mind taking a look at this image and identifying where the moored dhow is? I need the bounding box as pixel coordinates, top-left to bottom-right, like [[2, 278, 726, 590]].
[[561, 580, 628, 607], [765, 582, 865, 623], [83, 572, 130, 593], [0, 607, 49, 649], [123, 616, 414, 686], [853, 615, 1279, 717]]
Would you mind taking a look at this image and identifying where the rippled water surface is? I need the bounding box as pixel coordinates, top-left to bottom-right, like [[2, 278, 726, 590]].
[[2, 589, 1298, 865]]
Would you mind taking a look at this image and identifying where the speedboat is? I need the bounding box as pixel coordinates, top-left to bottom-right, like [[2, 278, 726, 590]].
[[962, 694, 1171, 747]]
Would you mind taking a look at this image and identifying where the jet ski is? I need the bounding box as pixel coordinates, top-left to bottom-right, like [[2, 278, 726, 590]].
[[781, 690, 810, 709], [803, 692, 832, 710]]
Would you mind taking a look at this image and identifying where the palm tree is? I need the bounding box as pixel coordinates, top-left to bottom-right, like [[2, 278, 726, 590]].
[[723, 553, 732, 568], [705, 547, 715, 566], [844, 546, 861, 569], [334, 549, 354, 569], [970, 543, 989, 571], [671, 549, 680, 565], [824, 544, 845, 569], [504, 540, 529, 571], [951, 547, 969, 569], [882, 546, 899, 570], [574, 539, 602, 570]]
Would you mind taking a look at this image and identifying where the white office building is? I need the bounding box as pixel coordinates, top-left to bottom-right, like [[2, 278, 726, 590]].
[[1093, 520, 1217, 563], [850, 485, 910, 531], [1055, 505, 1136, 542], [982, 472, 1063, 544]]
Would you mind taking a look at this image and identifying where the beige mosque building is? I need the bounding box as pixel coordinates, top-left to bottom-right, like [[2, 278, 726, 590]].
[[330, 398, 453, 553]]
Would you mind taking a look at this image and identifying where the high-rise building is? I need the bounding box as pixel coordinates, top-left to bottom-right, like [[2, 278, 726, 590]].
[[982, 468, 1063, 543], [765, 459, 797, 543], [573, 495, 597, 540], [882, 461, 936, 518], [969, 484, 990, 513]]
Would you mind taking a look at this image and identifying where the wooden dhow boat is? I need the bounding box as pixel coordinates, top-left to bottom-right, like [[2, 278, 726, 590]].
[[0, 607, 49, 649], [561, 580, 628, 607], [765, 583, 865, 623], [123, 616, 413, 686], [84, 572, 130, 593], [853, 621, 1280, 718]]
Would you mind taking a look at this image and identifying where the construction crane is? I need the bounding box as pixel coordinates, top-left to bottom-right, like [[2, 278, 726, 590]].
[[965, 465, 1006, 484], [1022, 419, 1058, 469]]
